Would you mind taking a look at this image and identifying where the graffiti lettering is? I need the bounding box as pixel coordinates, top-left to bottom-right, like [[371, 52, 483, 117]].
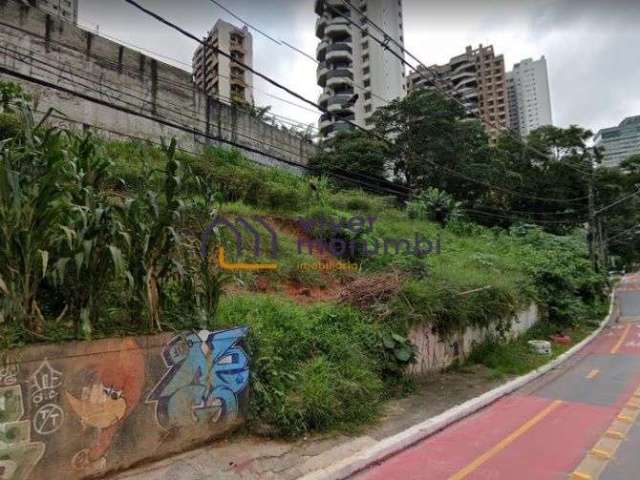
[[28, 361, 63, 407], [0, 385, 46, 480], [147, 327, 250, 429], [32, 403, 64, 436], [0, 366, 18, 387]]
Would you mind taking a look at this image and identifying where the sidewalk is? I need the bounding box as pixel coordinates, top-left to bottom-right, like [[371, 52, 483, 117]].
[[109, 365, 505, 480]]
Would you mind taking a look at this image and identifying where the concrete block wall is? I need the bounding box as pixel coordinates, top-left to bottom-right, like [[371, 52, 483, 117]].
[[408, 304, 539, 375], [0, 327, 250, 480], [0, 0, 316, 170]]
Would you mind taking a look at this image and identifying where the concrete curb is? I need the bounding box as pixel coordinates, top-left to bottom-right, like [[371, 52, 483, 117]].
[[300, 289, 619, 480]]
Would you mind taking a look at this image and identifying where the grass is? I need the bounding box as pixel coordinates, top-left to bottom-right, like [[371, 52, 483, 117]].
[[1, 124, 609, 438], [466, 303, 607, 379]]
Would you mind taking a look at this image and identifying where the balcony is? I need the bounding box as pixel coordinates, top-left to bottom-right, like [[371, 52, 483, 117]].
[[325, 43, 353, 62], [325, 121, 353, 138], [450, 69, 475, 82], [325, 17, 351, 37], [327, 93, 355, 113], [318, 91, 331, 108], [317, 62, 329, 87], [315, 16, 328, 38], [316, 40, 329, 61], [325, 68, 353, 88], [319, 113, 333, 129]]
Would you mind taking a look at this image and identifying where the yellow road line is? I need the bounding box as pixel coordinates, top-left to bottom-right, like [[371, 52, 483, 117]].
[[571, 379, 640, 479], [611, 324, 631, 354], [586, 369, 600, 380], [447, 400, 563, 480]]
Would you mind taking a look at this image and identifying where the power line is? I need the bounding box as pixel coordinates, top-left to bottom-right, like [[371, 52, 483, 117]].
[[3, 0, 599, 212], [205, 0, 282, 45], [122, 0, 322, 113], [0, 64, 411, 198], [73, 17, 322, 121], [0, 44, 314, 160], [335, 0, 593, 179], [204, 0, 391, 105]]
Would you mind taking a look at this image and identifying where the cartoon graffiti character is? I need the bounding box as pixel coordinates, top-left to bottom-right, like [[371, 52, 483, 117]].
[[64, 338, 145, 474], [147, 327, 249, 429]]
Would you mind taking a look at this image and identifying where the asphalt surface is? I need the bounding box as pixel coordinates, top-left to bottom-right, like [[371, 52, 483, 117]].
[[354, 273, 640, 480]]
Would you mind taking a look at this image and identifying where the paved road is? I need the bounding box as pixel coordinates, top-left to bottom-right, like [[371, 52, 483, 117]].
[[355, 273, 640, 480]]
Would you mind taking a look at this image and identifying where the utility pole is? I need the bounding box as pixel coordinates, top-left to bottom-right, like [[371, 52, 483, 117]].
[[587, 152, 598, 271]]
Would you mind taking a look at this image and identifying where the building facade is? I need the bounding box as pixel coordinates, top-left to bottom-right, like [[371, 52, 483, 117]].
[[193, 20, 254, 105], [315, 0, 405, 138], [594, 116, 640, 167], [407, 44, 510, 138], [23, 0, 78, 23], [506, 57, 553, 137]]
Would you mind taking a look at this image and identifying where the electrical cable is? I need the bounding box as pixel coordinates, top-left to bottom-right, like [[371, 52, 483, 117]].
[[336, 0, 594, 179]]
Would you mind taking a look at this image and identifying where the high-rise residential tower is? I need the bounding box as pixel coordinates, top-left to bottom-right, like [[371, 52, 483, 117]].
[[506, 56, 553, 137], [193, 20, 254, 105], [315, 0, 406, 138], [595, 116, 640, 168], [407, 44, 510, 138], [24, 0, 78, 24]]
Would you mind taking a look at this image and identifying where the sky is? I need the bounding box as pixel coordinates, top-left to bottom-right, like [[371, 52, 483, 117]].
[[79, 0, 640, 135]]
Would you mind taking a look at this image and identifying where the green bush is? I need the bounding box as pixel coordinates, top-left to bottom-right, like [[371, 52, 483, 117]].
[[215, 294, 407, 436]]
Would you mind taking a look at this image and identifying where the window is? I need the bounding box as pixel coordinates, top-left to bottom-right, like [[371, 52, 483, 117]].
[[364, 79, 370, 87], [363, 66, 370, 75], [364, 104, 372, 113], [362, 54, 369, 63], [364, 91, 372, 100], [362, 41, 369, 50]]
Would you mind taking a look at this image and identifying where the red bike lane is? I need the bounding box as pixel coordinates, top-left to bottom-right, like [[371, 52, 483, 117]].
[[355, 275, 640, 480]]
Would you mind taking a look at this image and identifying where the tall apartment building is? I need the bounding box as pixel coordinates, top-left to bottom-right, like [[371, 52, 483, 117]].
[[193, 20, 254, 105], [315, 0, 405, 138], [594, 116, 640, 167], [506, 57, 553, 137], [407, 44, 510, 138], [23, 0, 78, 23]]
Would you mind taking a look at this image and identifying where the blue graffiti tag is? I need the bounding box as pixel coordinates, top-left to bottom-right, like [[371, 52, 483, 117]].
[[147, 327, 250, 429]]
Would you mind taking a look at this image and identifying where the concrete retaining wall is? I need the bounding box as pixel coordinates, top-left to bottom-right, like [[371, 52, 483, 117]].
[[0, 0, 316, 171], [0, 327, 250, 480], [408, 304, 539, 375]]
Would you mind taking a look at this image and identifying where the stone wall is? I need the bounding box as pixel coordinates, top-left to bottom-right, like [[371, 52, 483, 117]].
[[0, 327, 250, 480], [408, 304, 539, 375], [0, 0, 316, 171]]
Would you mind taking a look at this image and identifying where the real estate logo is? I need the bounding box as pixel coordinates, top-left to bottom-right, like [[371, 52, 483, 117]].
[[201, 215, 440, 272]]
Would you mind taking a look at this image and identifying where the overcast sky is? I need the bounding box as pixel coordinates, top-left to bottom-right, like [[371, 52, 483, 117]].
[[79, 0, 640, 134]]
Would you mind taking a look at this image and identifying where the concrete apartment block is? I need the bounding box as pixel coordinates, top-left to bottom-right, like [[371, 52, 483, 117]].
[[507, 56, 553, 138], [407, 44, 510, 139], [193, 19, 254, 105], [315, 0, 406, 138]]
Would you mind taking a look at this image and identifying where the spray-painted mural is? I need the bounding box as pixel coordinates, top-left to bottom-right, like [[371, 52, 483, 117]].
[[0, 379, 45, 480], [147, 327, 250, 429], [0, 326, 249, 480], [64, 338, 146, 476]]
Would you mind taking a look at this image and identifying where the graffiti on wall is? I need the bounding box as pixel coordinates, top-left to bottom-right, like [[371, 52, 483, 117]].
[[147, 327, 249, 429], [28, 361, 64, 436], [0, 382, 45, 480], [64, 339, 145, 476]]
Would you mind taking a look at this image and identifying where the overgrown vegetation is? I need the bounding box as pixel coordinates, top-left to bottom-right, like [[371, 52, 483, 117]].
[[0, 81, 613, 437]]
